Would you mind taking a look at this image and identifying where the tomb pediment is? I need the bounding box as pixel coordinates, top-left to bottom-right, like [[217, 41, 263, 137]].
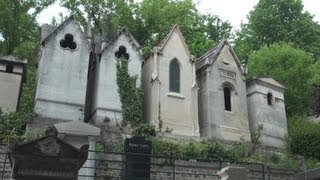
[[9, 128, 88, 180]]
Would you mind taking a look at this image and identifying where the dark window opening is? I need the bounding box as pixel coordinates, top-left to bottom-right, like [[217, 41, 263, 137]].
[[267, 93, 273, 106], [60, 33, 77, 50], [169, 59, 180, 93], [6, 63, 13, 73], [224, 86, 231, 111], [115, 46, 130, 60]]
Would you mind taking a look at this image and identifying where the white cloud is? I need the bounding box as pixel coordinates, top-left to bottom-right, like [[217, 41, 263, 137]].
[[36, 1, 69, 25]]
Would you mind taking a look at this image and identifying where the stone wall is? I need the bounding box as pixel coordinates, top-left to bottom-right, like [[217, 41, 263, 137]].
[[94, 153, 299, 180], [0, 143, 300, 180]]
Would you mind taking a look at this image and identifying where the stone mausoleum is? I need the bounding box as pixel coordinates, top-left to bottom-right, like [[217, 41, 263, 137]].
[[0, 16, 288, 149], [0, 56, 27, 113]]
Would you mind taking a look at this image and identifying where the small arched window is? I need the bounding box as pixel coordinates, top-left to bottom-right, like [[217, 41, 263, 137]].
[[267, 93, 273, 106], [169, 59, 180, 93], [6, 63, 13, 73], [224, 86, 232, 111]]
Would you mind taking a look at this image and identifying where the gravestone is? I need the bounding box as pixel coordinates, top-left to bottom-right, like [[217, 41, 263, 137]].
[[9, 126, 88, 180], [124, 136, 151, 180]]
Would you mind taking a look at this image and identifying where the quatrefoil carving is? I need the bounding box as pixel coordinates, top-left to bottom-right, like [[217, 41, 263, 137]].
[[115, 46, 130, 60], [60, 33, 77, 50]]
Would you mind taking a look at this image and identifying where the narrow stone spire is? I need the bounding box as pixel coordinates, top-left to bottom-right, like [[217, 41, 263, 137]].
[[87, 14, 92, 43]]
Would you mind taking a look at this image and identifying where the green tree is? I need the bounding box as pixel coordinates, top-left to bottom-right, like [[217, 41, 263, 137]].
[[235, 0, 320, 63], [61, 0, 140, 40], [287, 115, 320, 159], [0, 0, 55, 55], [247, 43, 315, 116], [0, 0, 53, 142], [60, 0, 232, 57]]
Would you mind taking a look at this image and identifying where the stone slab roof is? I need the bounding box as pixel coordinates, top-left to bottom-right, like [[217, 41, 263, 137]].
[[247, 77, 286, 90], [0, 56, 27, 64], [54, 121, 100, 137], [196, 39, 245, 75], [257, 78, 286, 89]]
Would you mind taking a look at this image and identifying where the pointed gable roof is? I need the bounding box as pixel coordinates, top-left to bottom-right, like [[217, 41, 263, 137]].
[[100, 27, 141, 55], [152, 24, 194, 61], [41, 15, 90, 48], [196, 39, 245, 75], [250, 77, 286, 89]]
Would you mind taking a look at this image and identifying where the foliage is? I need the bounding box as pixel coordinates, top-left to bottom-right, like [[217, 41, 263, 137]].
[[116, 59, 143, 127], [60, 0, 232, 57], [152, 138, 183, 157], [20, 129, 44, 142], [134, 123, 156, 138], [234, 0, 320, 63], [0, 44, 38, 143], [0, 0, 54, 55], [247, 43, 315, 116], [146, 137, 307, 169], [0, 0, 50, 142], [244, 152, 300, 169], [287, 115, 320, 160]]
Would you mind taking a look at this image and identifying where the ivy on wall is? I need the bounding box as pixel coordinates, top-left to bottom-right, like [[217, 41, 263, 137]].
[[116, 58, 156, 137], [116, 59, 143, 127]]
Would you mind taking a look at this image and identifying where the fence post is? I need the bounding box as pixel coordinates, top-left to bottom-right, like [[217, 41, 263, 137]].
[[262, 164, 265, 180], [1, 153, 7, 180], [122, 154, 124, 180], [172, 157, 175, 180]]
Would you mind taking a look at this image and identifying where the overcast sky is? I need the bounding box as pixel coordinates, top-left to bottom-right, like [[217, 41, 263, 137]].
[[37, 0, 320, 30]]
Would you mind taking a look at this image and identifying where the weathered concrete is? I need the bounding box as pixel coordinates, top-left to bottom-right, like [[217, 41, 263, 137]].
[[34, 16, 90, 122], [95, 28, 143, 125], [247, 78, 287, 148], [0, 56, 26, 113], [196, 40, 251, 142], [142, 25, 200, 137], [218, 166, 248, 180], [8, 127, 89, 180], [54, 121, 100, 180], [294, 168, 320, 180], [94, 153, 299, 180]]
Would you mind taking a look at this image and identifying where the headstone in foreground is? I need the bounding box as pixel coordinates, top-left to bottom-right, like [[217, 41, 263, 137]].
[[124, 136, 152, 180]]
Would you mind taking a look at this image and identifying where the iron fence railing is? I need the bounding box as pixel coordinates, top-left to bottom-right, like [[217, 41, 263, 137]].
[[0, 150, 270, 180]]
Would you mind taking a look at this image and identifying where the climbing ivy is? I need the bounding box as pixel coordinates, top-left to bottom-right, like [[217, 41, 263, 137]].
[[116, 59, 143, 127], [116, 59, 156, 138]]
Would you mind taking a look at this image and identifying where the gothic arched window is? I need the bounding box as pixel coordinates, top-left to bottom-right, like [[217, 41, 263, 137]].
[[267, 93, 273, 106], [169, 59, 180, 93], [224, 86, 232, 111]]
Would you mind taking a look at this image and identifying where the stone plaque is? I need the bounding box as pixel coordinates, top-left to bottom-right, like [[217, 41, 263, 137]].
[[124, 136, 151, 180]]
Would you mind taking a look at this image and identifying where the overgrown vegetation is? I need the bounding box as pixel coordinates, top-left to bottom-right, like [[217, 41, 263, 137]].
[[0, 0, 320, 170], [111, 135, 319, 170], [116, 58, 156, 137], [287, 115, 320, 160]]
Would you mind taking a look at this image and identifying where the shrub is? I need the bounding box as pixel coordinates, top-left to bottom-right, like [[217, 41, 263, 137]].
[[287, 115, 320, 159]]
